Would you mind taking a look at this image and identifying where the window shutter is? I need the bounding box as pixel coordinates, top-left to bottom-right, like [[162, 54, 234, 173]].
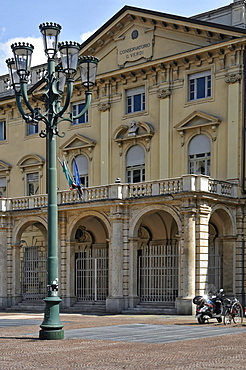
[[0, 178, 6, 187], [126, 86, 145, 97], [126, 145, 145, 166], [188, 135, 210, 155], [75, 155, 88, 175]]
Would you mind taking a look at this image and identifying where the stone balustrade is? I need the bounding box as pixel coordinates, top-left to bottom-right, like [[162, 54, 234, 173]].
[[0, 175, 239, 212]]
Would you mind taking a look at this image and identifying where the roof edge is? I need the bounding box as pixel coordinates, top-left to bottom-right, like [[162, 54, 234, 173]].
[[81, 5, 246, 49]]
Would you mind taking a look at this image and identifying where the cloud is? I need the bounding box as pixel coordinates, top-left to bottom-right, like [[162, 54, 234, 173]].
[[0, 29, 98, 76], [0, 36, 46, 75], [80, 29, 97, 43]]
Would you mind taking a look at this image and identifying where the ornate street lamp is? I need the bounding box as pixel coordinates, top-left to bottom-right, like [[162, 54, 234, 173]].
[[6, 23, 99, 340]]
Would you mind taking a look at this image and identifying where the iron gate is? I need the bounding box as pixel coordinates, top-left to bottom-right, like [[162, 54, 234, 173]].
[[76, 252, 108, 301], [138, 242, 179, 302], [21, 246, 47, 300], [208, 253, 222, 288]]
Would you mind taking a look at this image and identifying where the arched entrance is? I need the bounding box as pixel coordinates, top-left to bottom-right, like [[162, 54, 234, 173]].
[[208, 222, 222, 288], [209, 207, 235, 294], [19, 223, 47, 301], [72, 216, 109, 303], [135, 209, 179, 304]]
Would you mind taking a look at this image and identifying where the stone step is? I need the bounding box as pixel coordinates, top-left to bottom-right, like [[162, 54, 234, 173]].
[[63, 301, 107, 314], [5, 301, 45, 312], [122, 303, 177, 315]]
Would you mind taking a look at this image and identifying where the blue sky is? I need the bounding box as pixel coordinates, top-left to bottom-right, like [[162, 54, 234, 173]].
[[0, 0, 230, 74]]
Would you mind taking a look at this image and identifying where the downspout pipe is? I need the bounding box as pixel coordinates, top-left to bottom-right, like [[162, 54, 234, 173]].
[[241, 51, 246, 309]]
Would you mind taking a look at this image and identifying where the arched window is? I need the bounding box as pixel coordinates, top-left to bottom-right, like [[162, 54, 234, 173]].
[[188, 134, 210, 176], [126, 145, 145, 183], [73, 155, 88, 187]]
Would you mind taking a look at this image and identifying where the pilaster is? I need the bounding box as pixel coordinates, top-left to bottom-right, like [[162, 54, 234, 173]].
[[0, 218, 9, 307], [176, 202, 196, 314], [226, 74, 241, 180], [98, 102, 111, 185], [157, 88, 171, 179]]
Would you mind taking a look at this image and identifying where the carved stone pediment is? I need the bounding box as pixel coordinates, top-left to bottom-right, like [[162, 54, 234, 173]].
[[60, 134, 96, 160], [174, 111, 221, 144], [60, 134, 96, 153], [175, 111, 221, 131], [0, 160, 12, 173], [17, 155, 45, 169], [114, 121, 155, 154]]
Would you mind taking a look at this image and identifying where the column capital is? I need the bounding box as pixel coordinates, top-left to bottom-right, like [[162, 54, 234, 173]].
[[156, 88, 171, 99], [98, 102, 111, 112]]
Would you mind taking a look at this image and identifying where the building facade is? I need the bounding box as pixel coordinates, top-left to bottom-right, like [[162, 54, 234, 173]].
[[0, 3, 246, 315]]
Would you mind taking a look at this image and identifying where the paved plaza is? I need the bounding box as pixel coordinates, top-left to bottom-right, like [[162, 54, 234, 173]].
[[0, 312, 245, 369]]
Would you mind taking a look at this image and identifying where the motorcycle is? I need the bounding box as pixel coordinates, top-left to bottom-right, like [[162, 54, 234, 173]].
[[193, 285, 224, 324]]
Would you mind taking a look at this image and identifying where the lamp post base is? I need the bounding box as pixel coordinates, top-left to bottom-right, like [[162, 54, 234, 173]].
[[39, 328, 64, 340], [39, 296, 64, 340]]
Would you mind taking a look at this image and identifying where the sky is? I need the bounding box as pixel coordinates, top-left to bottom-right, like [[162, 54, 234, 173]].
[[0, 0, 231, 75]]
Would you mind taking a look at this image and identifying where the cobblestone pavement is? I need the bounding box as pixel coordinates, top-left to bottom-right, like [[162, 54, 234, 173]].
[[0, 312, 245, 369]]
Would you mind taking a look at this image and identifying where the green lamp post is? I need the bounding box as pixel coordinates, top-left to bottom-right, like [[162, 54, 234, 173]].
[[6, 23, 99, 340]]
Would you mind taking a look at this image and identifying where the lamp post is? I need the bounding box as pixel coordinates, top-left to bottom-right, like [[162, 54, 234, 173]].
[[6, 23, 99, 340]]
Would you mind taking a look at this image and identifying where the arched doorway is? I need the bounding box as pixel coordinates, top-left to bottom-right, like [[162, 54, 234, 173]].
[[209, 208, 235, 294], [19, 223, 47, 301], [72, 216, 109, 303], [136, 210, 179, 304], [208, 222, 222, 288]]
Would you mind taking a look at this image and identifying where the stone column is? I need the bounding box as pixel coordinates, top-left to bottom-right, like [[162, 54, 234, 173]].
[[6, 219, 13, 307], [128, 237, 140, 308], [59, 211, 67, 307], [11, 244, 22, 306], [176, 204, 196, 314], [236, 207, 245, 304], [64, 241, 76, 307], [0, 218, 8, 308], [106, 205, 124, 313], [196, 204, 211, 295]]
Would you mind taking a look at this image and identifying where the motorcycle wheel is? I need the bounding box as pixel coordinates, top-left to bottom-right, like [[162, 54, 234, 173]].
[[216, 317, 222, 323], [223, 309, 231, 325], [231, 302, 243, 324], [197, 316, 206, 324]]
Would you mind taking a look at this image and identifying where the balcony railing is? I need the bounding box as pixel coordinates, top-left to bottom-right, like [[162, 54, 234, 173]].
[[0, 175, 239, 212]]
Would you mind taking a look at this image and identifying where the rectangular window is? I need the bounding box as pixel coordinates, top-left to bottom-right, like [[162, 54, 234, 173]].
[[189, 153, 210, 176], [0, 121, 6, 141], [80, 175, 88, 188], [0, 177, 6, 197], [72, 103, 88, 125], [27, 123, 38, 135], [127, 165, 145, 183], [126, 87, 145, 114], [27, 173, 39, 195], [189, 71, 211, 101]]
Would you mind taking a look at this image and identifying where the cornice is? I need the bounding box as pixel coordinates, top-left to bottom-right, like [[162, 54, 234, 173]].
[[94, 38, 246, 84]]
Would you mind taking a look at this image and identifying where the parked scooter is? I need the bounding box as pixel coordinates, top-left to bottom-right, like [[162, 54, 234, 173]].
[[193, 285, 224, 324]]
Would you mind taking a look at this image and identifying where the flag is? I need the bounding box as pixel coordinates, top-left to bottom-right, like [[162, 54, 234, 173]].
[[58, 157, 76, 189], [73, 157, 83, 198]]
